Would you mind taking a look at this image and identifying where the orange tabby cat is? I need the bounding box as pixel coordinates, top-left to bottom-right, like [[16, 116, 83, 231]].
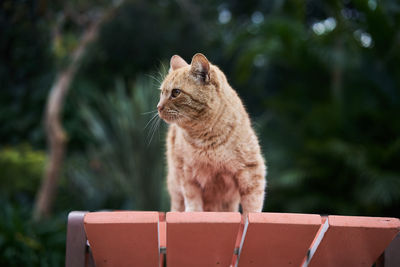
[[158, 53, 266, 216]]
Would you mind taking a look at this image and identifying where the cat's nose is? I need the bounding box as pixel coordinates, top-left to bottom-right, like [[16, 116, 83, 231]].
[[157, 103, 164, 112]]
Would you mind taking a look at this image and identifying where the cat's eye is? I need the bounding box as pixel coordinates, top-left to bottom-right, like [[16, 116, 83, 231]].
[[171, 89, 181, 98]]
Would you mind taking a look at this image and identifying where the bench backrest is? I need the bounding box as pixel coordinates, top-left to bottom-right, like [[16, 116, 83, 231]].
[[66, 211, 400, 267]]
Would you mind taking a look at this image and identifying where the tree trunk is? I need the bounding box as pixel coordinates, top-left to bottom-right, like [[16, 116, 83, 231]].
[[33, 18, 102, 221]]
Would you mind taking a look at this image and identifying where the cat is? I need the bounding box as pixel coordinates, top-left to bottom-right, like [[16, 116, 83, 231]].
[[157, 53, 266, 216]]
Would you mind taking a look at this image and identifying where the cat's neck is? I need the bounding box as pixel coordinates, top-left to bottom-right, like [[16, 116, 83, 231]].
[[178, 95, 241, 148]]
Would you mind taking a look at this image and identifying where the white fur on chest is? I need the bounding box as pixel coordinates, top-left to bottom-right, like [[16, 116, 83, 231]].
[[185, 148, 238, 188], [174, 126, 242, 187]]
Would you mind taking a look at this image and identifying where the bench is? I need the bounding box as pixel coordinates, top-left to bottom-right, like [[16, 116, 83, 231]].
[[65, 211, 400, 267]]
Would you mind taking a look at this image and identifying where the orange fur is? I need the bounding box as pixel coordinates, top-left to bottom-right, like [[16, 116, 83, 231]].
[[158, 53, 266, 216]]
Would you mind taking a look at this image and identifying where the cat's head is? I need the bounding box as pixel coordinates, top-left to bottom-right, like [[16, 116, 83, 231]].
[[157, 53, 222, 125]]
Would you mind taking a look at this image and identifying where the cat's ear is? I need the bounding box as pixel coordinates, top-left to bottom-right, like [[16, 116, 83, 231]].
[[190, 53, 210, 83], [170, 55, 189, 72]]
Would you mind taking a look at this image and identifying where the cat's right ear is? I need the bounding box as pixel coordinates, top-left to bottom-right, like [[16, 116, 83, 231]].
[[170, 55, 189, 72], [190, 53, 210, 83]]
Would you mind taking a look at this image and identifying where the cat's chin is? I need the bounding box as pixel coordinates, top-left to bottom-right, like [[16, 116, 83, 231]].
[[161, 118, 173, 124], [158, 113, 176, 124]]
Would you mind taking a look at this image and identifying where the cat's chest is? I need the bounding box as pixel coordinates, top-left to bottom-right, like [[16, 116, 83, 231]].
[[174, 127, 241, 175], [186, 143, 234, 167], [183, 145, 239, 185], [189, 162, 234, 189]]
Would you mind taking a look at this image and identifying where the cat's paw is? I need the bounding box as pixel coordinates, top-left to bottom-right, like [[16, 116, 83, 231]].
[[184, 205, 203, 212]]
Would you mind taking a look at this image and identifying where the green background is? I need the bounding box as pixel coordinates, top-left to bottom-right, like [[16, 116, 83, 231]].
[[1, 0, 399, 265]]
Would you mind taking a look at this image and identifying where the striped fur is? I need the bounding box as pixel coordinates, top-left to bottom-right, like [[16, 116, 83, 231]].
[[158, 53, 267, 216]]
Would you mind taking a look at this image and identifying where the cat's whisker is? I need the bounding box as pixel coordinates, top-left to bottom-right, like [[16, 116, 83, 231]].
[[146, 116, 162, 146], [144, 112, 159, 130], [146, 74, 163, 86], [157, 63, 167, 81], [150, 115, 161, 133], [141, 109, 158, 115], [157, 72, 166, 84]]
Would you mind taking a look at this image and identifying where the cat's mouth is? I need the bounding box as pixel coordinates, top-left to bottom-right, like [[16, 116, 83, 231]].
[[159, 109, 180, 123]]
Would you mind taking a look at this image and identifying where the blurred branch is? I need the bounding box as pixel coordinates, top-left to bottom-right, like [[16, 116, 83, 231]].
[[33, 2, 123, 221]]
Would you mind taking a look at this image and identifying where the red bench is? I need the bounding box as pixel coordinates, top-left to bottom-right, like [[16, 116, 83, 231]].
[[65, 211, 400, 267]]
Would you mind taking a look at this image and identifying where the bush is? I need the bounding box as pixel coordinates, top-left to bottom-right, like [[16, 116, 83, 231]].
[[0, 145, 46, 202], [64, 72, 169, 211], [0, 199, 66, 267]]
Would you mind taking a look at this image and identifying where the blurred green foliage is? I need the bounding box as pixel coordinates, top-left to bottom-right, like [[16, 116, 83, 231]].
[[0, 0, 55, 147], [0, 146, 65, 266], [0, 200, 65, 267], [227, 0, 400, 216], [1, 0, 400, 265], [0, 145, 46, 200], [64, 73, 168, 211]]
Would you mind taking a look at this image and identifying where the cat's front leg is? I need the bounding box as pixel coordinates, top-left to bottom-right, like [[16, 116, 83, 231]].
[[236, 168, 266, 217], [181, 179, 203, 212], [168, 178, 185, 212]]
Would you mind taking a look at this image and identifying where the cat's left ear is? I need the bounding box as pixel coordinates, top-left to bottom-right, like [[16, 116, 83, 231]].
[[190, 53, 210, 83], [170, 55, 189, 72]]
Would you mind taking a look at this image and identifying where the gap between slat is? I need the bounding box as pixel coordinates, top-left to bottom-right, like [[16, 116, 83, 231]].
[[233, 216, 249, 267], [302, 217, 330, 267]]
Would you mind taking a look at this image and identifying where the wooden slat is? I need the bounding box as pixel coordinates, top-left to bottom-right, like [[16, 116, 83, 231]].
[[159, 212, 166, 267], [84, 211, 159, 267], [237, 213, 321, 267], [166, 212, 241, 267], [308, 215, 400, 267]]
